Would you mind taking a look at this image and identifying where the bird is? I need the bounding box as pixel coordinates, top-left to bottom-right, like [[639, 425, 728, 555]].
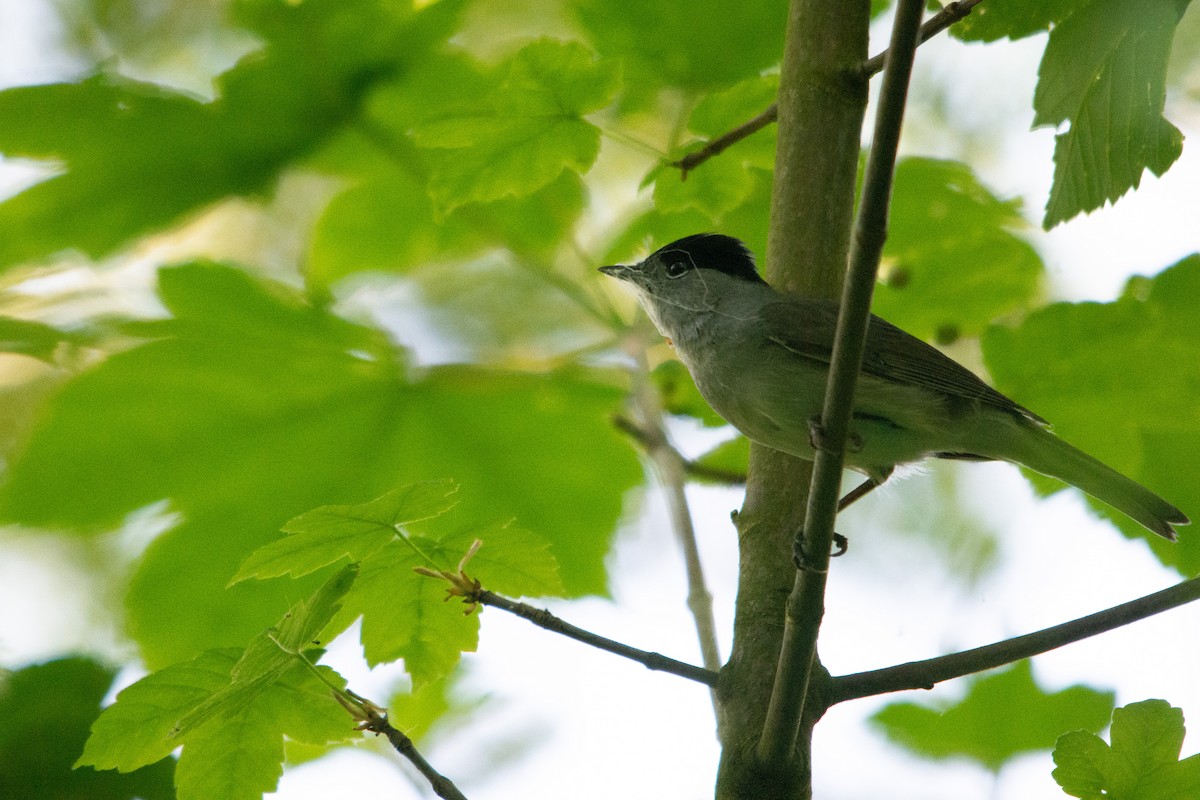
[[599, 233, 1188, 540]]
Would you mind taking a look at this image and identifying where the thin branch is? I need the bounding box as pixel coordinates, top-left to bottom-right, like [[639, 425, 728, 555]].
[[627, 356, 724, 681], [672, 104, 779, 177], [829, 574, 1200, 704], [357, 705, 470, 800], [475, 589, 719, 686], [757, 0, 926, 766], [670, 0, 985, 176], [613, 415, 746, 485], [860, 0, 986, 77]]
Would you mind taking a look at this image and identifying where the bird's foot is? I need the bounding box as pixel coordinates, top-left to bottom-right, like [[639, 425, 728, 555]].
[[792, 530, 849, 571], [807, 417, 863, 454]]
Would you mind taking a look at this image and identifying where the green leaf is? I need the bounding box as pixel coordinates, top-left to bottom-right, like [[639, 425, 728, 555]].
[[875, 157, 1043, 340], [0, 317, 79, 362], [573, 0, 786, 95], [172, 565, 357, 737], [1034, 0, 1189, 227], [0, 658, 174, 800], [413, 39, 619, 214], [684, 74, 779, 171], [982, 255, 1200, 571], [388, 670, 489, 746], [81, 571, 360, 800], [0, 0, 463, 268], [1052, 699, 1200, 800], [654, 157, 758, 219], [1, 262, 639, 667], [652, 359, 726, 427], [427, 518, 564, 598], [872, 661, 1114, 771], [347, 538, 480, 686], [692, 436, 750, 484], [232, 481, 460, 583], [949, 0, 1076, 42]]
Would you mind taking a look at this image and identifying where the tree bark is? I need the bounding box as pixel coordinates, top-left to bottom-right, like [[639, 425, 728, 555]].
[[714, 1, 869, 798]]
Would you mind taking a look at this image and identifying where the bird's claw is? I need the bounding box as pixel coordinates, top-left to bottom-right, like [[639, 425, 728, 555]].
[[807, 417, 863, 454], [792, 529, 850, 571]]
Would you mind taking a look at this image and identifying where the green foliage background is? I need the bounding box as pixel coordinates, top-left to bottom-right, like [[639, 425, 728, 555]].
[[0, 0, 1198, 797]]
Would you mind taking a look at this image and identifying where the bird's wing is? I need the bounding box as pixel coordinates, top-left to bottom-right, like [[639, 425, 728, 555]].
[[759, 298, 1046, 425]]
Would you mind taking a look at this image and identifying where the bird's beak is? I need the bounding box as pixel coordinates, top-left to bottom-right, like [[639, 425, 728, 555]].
[[598, 264, 628, 279]]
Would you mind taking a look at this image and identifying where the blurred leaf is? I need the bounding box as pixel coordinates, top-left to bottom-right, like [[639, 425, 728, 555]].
[[982, 256, 1200, 571], [411, 235, 607, 363], [1052, 699, 1200, 799], [654, 157, 758, 219], [605, 169, 773, 268], [949, 0, 1076, 42], [0, 0, 463, 268], [412, 39, 619, 215], [0, 657, 175, 800], [875, 157, 1042, 339], [0, 261, 639, 666], [308, 167, 586, 287], [388, 670, 489, 745], [572, 0, 785, 97], [684, 74, 779, 171], [872, 661, 1114, 771], [652, 359, 726, 427], [1035, 0, 1188, 227], [0, 316, 78, 362], [692, 436, 749, 484], [79, 647, 352, 800]]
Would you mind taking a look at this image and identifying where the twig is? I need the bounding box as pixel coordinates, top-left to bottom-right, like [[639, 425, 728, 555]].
[[613, 415, 746, 485], [354, 703, 470, 800], [861, 0, 985, 77], [628, 359, 724, 678], [829, 574, 1200, 704], [757, 0, 926, 766], [476, 588, 719, 686], [671, 0, 985, 176], [672, 104, 780, 177], [412, 558, 718, 685]]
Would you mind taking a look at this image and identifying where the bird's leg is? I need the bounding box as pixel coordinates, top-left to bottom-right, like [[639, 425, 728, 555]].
[[792, 469, 893, 569]]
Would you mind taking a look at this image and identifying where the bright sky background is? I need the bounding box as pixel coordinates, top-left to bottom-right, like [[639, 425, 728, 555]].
[[1, 3, 1199, 799]]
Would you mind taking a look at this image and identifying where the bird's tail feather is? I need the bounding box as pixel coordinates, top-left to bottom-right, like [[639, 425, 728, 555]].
[[981, 421, 1187, 541]]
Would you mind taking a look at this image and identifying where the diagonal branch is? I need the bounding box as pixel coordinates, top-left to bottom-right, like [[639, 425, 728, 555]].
[[828, 573, 1200, 705], [756, 0, 927, 766], [360, 708, 470, 800], [671, 0, 985, 177], [474, 588, 719, 686]]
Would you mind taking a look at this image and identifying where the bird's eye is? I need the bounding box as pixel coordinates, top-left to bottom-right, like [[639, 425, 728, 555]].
[[665, 261, 690, 278]]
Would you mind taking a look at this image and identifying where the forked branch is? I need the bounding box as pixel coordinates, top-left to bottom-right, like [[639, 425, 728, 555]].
[[672, 0, 985, 177]]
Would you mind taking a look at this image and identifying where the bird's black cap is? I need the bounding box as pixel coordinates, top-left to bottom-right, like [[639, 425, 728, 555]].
[[649, 234, 764, 284]]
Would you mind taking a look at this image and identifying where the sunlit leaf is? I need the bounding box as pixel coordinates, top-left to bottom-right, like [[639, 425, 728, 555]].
[[1035, 0, 1188, 227]]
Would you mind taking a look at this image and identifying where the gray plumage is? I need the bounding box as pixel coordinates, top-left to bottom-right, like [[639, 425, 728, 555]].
[[600, 233, 1187, 540]]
